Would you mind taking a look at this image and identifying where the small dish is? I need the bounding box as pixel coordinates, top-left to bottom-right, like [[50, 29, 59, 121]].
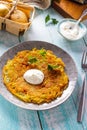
[[58, 18, 87, 41]]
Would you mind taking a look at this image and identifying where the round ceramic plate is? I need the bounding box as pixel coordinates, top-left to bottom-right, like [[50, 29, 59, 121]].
[[0, 41, 78, 110]]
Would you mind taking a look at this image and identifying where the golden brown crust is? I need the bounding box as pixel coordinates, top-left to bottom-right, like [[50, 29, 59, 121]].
[[2, 48, 69, 104]]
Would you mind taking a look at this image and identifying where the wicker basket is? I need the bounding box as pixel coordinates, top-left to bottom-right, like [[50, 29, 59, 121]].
[[0, 0, 35, 36]]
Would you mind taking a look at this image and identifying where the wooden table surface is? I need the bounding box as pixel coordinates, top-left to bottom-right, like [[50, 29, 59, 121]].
[[0, 6, 87, 130]]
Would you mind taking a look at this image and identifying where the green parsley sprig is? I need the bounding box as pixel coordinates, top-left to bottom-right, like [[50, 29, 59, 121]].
[[48, 64, 59, 71], [28, 57, 37, 64], [45, 14, 58, 25]]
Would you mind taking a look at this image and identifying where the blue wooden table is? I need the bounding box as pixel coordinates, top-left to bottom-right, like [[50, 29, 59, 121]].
[[0, 7, 87, 130]]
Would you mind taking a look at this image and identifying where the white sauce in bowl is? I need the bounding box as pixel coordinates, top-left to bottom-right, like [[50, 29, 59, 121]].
[[59, 21, 86, 40], [23, 69, 44, 85]]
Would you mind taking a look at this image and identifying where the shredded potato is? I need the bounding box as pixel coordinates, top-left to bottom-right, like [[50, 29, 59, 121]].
[[2, 48, 69, 104]]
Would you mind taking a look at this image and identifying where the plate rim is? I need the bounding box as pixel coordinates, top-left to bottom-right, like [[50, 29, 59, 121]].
[[0, 41, 78, 110]]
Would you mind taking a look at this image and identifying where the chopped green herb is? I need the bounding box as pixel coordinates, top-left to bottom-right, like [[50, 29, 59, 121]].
[[48, 64, 59, 71], [52, 18, 58, 25], [45, 14, 50, 24], [39, 49, 46, 56], [28, 57, 37, 64], [45, 14, 58, 25], [48, 64, 53, 71]]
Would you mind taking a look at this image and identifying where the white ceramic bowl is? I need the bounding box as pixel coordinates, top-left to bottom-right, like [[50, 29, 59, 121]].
[[58, 18, 87, 41]]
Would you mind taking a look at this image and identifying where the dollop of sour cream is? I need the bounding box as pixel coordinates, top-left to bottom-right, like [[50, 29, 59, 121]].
[[59, 21, 85, 40], [23, 69, 44, 85]]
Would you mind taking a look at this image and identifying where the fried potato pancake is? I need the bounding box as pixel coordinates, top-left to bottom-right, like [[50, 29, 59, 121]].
[[2, 48, 69, 104]]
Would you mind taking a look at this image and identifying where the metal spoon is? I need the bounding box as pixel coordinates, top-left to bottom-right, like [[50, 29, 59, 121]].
[[75, 8, 87, 26], [69, 8, 87, 35]]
